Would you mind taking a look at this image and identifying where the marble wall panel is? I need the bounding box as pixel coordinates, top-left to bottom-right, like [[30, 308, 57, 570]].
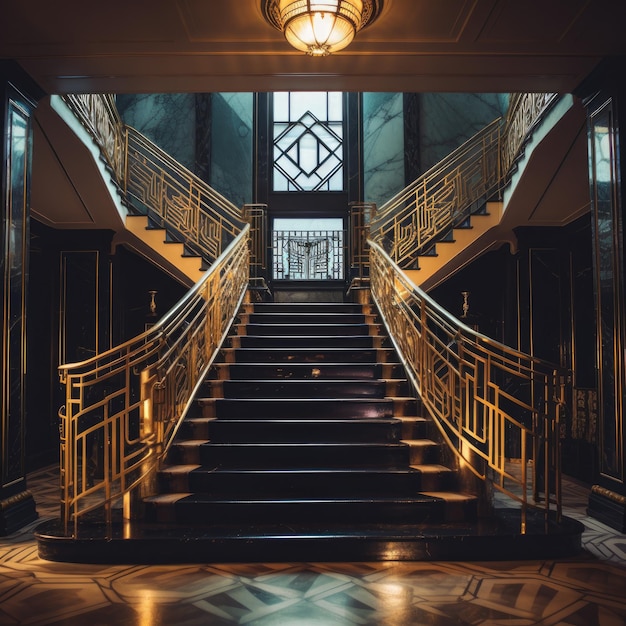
[[116, 94, 196, 171], [419, 93, 509, 171], [210, 93, 253, 207], [362, 92, 405, 207]]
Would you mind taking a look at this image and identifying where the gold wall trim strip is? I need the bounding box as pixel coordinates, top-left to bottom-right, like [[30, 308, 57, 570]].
[[591, 485, 626, 505]]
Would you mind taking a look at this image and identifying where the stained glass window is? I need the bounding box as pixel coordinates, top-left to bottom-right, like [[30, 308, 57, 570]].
[[272, 92, 344, 192]]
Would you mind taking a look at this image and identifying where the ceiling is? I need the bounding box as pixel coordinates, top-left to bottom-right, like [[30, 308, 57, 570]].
[[2, 0, 625, 95]]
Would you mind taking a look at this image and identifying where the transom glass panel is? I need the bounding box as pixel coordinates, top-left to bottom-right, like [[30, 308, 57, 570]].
[[273, 92, 344, 192], [272, 218, 344, 280]]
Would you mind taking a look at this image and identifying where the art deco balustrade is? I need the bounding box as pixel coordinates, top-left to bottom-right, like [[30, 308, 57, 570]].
[[58, 228, 250, 535], [369, 241, 568, 521], [368, 93, 558, 269], [62, 94, 247, 265]]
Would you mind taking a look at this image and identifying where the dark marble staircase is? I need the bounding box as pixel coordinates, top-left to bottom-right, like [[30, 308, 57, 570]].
[[144, 300, 476, 531], [35, 296, 584, 563]]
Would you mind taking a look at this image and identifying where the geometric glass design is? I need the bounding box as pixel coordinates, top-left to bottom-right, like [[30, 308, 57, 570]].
[[273, 92, 344, 191]]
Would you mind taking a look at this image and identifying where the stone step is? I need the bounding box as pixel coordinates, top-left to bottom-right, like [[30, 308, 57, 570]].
[[143, 492, 478, 525], [208, 361, 406, 380], [220, 347, 397, 364], [176, 416, 410, 443], [205, 378, 411, 399], [195, 397, 419, 419], [157, 465, 458, 495], [229, 334, 390, 348], [167, 440, 440, 468]]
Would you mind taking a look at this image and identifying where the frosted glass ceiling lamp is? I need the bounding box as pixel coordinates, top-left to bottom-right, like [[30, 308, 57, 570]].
[[262, 0, 385, 56]]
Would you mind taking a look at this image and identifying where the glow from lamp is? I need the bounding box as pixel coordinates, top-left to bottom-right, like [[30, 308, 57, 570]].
[[279, 0, 364, 56]]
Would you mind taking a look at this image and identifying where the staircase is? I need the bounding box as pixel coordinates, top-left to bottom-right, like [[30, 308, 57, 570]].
[[404, 201, 504, 291], [36, 293, 585, 563], [145, 299, 477, 544]]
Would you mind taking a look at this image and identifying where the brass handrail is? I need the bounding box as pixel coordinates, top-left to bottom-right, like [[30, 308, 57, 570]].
[[60, 94, 126, 183], [58, 226, 250, 535], [57, 93, 252, 534], [501, 93, 558, 178], [369, 240, 568, 522]]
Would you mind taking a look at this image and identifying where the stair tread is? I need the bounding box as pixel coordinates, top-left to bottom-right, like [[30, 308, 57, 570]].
[[160, 466, 446, 474], [193, 442, 410, 447], [200, 397, 412, 402], [216, 378, 407, 383], [184, 417, 402, 424], [146, 493, 465, 504]]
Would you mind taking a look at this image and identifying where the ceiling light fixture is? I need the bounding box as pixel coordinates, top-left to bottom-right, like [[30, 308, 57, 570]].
[[262, 0, 384, 57]]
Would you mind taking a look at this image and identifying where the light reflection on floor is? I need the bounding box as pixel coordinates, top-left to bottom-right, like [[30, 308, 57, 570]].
[[0, 464, 625, 625]]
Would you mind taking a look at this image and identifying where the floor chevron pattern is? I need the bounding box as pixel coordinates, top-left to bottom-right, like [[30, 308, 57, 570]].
[[0, 465, 624, 625]]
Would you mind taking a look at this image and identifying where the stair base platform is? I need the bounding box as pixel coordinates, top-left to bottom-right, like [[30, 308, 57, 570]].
[[35, 509, 584, 564]]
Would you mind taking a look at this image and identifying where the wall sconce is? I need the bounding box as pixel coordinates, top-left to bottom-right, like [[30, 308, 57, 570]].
[[148, 290, 158, 317], [262, 0, 385, 56]]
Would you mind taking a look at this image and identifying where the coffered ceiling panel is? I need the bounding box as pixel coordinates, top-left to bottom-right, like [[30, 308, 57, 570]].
[[477, 0, 590, 44], [361, 0, 474, 42]]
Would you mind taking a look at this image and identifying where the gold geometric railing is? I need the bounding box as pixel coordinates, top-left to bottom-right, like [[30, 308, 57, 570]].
[[58, 227, 250, 535], [501, 93, 558, 178], [370, 119, 502, 268], [61, 93, 126, 184], [369, 240, 568, 522], [124, 129, 245, 261], [56, 94, 257, 534], [369, 93, 558, 269], [62, 94, 247, 264]]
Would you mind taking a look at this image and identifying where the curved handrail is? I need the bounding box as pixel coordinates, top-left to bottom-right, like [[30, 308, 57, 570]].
[[369, 239, 568, 521], [59, 226, 250, 535], [124, 128, 245, 261]]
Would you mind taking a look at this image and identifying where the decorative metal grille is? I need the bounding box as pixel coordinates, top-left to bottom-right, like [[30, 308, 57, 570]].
[[273, 230, 345, 280], [273, 92, 344, 192]]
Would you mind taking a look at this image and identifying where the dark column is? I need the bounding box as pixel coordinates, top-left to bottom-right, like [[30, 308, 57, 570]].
[[403, 93, 421, 185], [194, 93, 212, 183], [579, 59, 626, 532], [253, 92, 270, 207], [0, 62, 44, 534]]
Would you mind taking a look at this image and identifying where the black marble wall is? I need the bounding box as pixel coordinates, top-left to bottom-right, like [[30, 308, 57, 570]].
[[117, 94, 197, 172], [579, 61, 626, 531], [0, 62, 43, 534]]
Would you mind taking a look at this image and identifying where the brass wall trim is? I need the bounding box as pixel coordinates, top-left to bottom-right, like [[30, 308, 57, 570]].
[[0, 489, 33, 511], [591, 484, 626, 505]]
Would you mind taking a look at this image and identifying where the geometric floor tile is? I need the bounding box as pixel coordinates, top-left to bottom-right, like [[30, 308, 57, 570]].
[[0, 465, 625, 626]]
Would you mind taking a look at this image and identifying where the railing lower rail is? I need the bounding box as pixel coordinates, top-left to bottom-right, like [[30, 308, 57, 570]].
[[369, 240, 568, 524]]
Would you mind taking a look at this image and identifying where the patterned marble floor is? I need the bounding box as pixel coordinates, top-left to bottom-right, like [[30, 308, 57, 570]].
[[1, 465, 625, 625]]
